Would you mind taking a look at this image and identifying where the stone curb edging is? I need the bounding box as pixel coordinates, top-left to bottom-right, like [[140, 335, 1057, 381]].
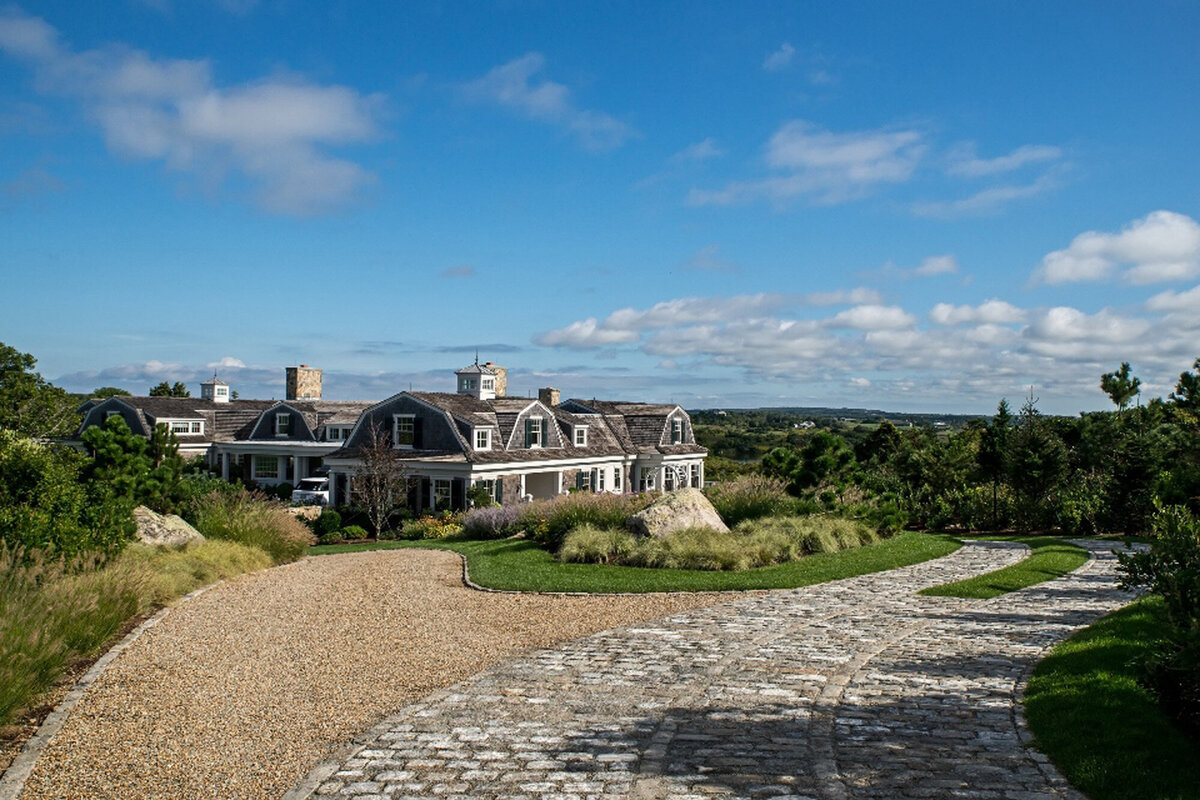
[[0, 557, 306, 800]]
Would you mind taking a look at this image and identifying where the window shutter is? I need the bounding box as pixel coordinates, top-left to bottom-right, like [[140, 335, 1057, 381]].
[[591, 469, 598, 491], [494, 477, 503, 503], [418, 477, 431, 512], [451, 478, 464, 510], [525, 418, 533, 448], [576, 471, 584, 490], [412, 417, 423, 449]]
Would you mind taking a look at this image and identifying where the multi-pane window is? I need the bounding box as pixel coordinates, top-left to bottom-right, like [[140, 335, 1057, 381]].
[[597, 468, 605, 491], [190, 421, 202, 434], [614, 467, 622, 490], [671, 418, 683, 444], [276, 413, 291, 435], [327, 427, 342, 441], [574, 426, 587, 446], [526, 417, 543, 448], [215, 387, 228, 397], [639, 469, 655, 491], [577, 470, 591, 491], [394, 415, 415, 447], [482, 378, 494, 390], [170, 421, 190, 434], [475, 429, 491, 450], [691, 464, 701, 488], [433, 478, 452, 510], [253, 455, 278, 479]]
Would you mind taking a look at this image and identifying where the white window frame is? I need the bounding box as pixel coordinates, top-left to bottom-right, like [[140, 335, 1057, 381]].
[[690, 463, 701, 488], [475, 428, 491, 451], [639, 469, 655, 491], [105, 410, 122, 421], [597, 468, 605, 491], [528, 416, 543, 448], [275, 413, 291, 436], [482, 378, 494, 390], [252, 455, 279, 480], [215, 386, 228, 397], [326, 426, 342, 441], [578, 470, 592, 491], [393, 414, 415, 449], [671, 418, 683, 444], [190, 421, 202, 434], [574, 425, 587, 447], [614, 466, 622, 491], [170, 421, 191, 434]]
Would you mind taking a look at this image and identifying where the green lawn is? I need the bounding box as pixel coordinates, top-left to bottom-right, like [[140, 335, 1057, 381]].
[[918, 536, 1089, 598], [1025, 597, 1200, 800], [309, 531, 961, 593]]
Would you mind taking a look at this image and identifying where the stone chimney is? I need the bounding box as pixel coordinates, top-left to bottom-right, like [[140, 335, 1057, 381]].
[[286, 365, 322, 400], [538, 387, 560, 407], [484, 362, 508, 397]]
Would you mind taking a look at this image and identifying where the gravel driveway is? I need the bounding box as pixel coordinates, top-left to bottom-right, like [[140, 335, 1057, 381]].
[[13, 549, 728, 800]]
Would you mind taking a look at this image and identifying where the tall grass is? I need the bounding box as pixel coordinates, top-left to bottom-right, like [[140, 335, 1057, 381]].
[[704, 474, 803, 526], [192, 489, 314, 564], [558, 515, 879, 571], [0, 547, 146, 726]]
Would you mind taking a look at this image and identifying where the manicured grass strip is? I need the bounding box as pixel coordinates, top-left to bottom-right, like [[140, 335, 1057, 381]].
[[918, 536, 1088, 598], [1024, 597, 1200, 800], [308, 531, 960, 593]]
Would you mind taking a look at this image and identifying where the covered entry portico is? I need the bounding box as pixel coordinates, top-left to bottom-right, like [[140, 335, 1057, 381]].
[[522, 470, 562, 501]]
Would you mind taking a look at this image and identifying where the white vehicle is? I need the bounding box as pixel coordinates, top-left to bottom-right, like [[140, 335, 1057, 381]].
[[291, 477, 330, 506]]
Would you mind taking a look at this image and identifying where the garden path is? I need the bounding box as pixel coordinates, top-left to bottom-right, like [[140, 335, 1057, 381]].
[[290, 540, 1132, 800]]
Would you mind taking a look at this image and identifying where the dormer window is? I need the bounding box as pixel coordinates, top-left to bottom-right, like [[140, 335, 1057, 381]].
[[574, 425, 588, 447], [105, 410, 121, 420], [525, 417, 543, 448], [276, 413, 291, 436], [326, 426, 350, 441], [167, 420, 204, 435], [671, 418, 683, 444], [393, 414, 415, 448], [475, 428, 491, 450]]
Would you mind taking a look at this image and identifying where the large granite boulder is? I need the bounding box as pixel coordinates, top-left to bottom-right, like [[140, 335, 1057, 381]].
[[133, 506, 205, 548], [628, 488, 730, 538]]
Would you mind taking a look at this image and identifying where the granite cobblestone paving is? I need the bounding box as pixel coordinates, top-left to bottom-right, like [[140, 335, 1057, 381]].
[[291, 540, 1133, 800]]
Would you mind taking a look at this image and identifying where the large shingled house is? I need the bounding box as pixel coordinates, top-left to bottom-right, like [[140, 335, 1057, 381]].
[[322, 361, 707, 511]]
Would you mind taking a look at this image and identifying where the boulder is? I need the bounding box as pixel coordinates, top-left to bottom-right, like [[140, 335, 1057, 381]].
[[627, 488, 729, 538], [133, 506, 205, 548]]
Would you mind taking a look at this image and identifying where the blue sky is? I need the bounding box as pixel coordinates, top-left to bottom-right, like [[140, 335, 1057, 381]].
[[2, 1, 1198, 414]]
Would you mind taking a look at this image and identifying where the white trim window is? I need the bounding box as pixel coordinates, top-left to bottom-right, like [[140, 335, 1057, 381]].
[[475, 428, 491, 451], [326, 426, 343, 441], [639, 469, 655, 491], [275, 413, 291, 436], [215, 386, 228, 397], [614, 466, 622, 491], [597, 468, 606, 491], [168, 420, 202, 435], [252, 455, 279, 480], [105, 410, 122, 421], [574, 425, 587, 447], [670, 418, 683, 444], [393, 414, 415, 448], [482, 378, 494, 390], [525, 416, 543, 448]]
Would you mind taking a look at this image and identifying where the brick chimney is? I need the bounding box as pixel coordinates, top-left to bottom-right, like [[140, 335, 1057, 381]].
[[286, 365, 322, 400], [538, 387, 560, 407]]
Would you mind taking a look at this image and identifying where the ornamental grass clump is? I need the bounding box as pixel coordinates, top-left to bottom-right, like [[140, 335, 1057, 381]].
[[558, 524, 637, 564], [191, 489, 313, 564], [631, 526, 754, 571], [704, 474, 800, 526], [522, 492, 655, 551]]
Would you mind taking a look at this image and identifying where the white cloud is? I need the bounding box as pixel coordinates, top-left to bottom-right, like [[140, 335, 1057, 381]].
[[462, 52, 634, 151], [848, 376, 871, 388], [930, 299, 1026, 325], [762, 42, 795, 72], [604, 294, 793, 331], [947, 143, 1062, 177], [534, 318, 640, 348], [802, 287, 882, 306], [914, 254, 958, 276], [1145, 284, 1200, 312], [0, 9, 382, 215], [688, 119, 925, 207], [1035, 210, 1200, 285], [670, 138, 723, 163], [207, 356, 246, 370], [828, 304, 916, 331], [913, 170, 1062, 218]]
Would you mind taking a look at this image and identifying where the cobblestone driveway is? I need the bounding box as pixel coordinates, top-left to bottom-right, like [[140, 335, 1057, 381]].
[[290, 540, 1132, 800]]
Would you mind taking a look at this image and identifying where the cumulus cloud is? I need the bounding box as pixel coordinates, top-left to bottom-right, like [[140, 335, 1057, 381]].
[[688, 119, 925, 207], [1145, 284, 1200, 312], [803, 287, 883, 306], [462, 53, 634, 151], [762, 42, 795, 72], [0, 9, 382, 215], [930, 299, 1026, 325], [828, 304, 916, 331], [947, 143, 1062, 177], [1034, 210, 1200, 285], [534, 318, 640, 348]]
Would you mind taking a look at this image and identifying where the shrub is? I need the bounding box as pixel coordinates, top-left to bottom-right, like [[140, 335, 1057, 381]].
[[191, 489, 314, 564], [704, 474, 799, 526], [273, 482, 294, 502], [1117, 504, 1200, 732], [402, 514, 463, 540], [558, 525, 637, 564], [314, 509, 343, 537], [339, 524, 369, 541], [735, 515, 878, 556], [631, 527, 754, 571], [462, 504, 524, 539], [523, 492, 655, 551]]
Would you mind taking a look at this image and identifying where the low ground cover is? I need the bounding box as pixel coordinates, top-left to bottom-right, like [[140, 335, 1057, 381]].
[[1025, 597, 1200, 800], [308, 530, 960, 592], [918, 536, 1089, 598]]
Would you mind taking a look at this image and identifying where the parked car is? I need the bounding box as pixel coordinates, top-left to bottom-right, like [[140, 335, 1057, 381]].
[[291, 476, 330, 506]]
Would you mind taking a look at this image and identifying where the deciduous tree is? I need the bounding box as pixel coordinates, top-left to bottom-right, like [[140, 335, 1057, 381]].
[[355, 422, 414, 536]]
